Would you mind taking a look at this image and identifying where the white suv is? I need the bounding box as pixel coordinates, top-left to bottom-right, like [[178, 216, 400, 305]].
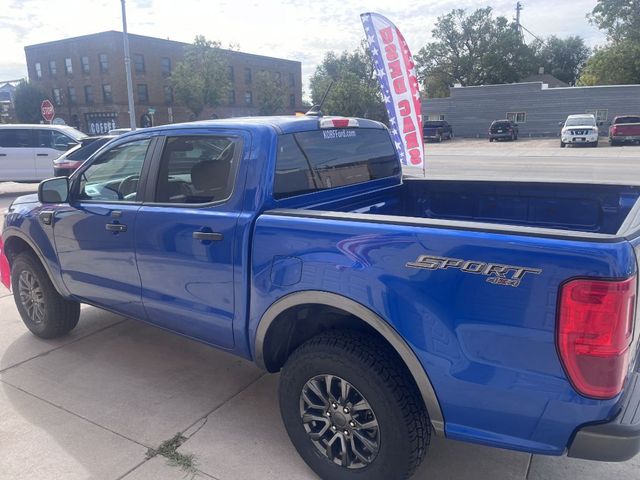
[[560, 114, 599, 148], [0, 124, 87, 182]]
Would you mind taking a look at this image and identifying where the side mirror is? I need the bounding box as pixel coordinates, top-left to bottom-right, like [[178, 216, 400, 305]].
[[38, 177, 69, 204], [67, 142, 78, 150], [558, 121, 564, 126], [598, 121, 604, 126]]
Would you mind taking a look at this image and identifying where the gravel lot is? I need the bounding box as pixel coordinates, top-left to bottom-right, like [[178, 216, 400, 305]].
[[1, 139, 639, 479]]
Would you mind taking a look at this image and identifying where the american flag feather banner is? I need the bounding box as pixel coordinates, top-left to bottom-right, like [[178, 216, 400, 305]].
[[360, 12, 425, 176]]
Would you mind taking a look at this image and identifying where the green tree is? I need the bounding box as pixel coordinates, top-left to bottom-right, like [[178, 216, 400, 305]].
[[531, 36, 591, 85], [580, 1, 640, 85], [589, 0, 640, 42], [171, 36, 230, 119], [309, 43, 386, 121], [13, 81, 47, 124], [254, 70, 287, 115], [579, 40, 640, 85], [415, 7, 536, 98]]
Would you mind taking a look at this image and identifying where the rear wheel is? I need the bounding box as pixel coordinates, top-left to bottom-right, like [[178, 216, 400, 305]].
[[436, 133, 442, 143], [279, 330, 430, 480], [610, 138, 621, 146], [11, 252, 80, 339], [489, 138, 494, 142]]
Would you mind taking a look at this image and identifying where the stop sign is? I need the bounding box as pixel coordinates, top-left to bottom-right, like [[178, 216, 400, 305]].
[[41, 99, 55, 123]]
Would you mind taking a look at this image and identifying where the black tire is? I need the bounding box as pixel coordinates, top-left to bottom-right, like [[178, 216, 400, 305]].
[[560, 141, 566, 148], [489, 138, 494, 142], [11, 252, 80, 339], [610, 138, 621, 146], [279, 330, 430, 480], [591, 140, 599, 148], [436, 133, 442, 143]]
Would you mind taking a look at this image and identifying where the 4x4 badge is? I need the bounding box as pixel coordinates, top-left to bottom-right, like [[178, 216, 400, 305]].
[[407, 255, 542, 287]]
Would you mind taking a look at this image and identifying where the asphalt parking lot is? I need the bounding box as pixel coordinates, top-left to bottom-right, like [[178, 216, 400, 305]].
[[1, 139, 640, 479]]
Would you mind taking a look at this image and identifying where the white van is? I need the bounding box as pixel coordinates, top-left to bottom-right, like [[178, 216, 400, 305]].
[[0, 124, 88, 182]]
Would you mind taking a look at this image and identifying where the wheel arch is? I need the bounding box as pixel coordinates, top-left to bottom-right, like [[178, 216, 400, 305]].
[[2, 229, 69, 297], [254, 290, 444, 433]]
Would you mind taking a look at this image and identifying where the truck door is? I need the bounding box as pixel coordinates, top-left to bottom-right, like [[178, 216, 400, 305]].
[[52, 136, 154, 319], [0, 128, 35, 181], [135, 132, 246, 349]]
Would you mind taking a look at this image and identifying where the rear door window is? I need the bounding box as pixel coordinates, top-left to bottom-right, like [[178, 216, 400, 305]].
[[274, 128, 399, 199], [0, 129, 32, 148], [154, 136, 239, 204]]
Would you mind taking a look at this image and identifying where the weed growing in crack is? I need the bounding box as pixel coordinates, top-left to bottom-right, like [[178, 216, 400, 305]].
[[147, 433, 197, 478]]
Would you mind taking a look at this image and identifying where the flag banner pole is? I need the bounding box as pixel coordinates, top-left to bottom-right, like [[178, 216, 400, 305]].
[[360, 12, 426, 178]]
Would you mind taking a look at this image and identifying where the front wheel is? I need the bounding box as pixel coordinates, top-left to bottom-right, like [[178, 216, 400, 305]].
[[591, 140, 599, 148], [560, 141, 566, 148], [11, 252, 80, 339], [279, 330, 430, 480]]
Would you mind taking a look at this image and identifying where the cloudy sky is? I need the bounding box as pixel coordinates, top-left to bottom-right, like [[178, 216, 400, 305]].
[[2, 0, 606, 94]]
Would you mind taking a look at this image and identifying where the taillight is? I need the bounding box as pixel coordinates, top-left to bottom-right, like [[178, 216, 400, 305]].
[[611, 125, 618, 135], [558, 277, 637, 399]]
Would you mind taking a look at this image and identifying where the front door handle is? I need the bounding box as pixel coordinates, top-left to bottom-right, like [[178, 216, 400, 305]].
[[36, 153, 49, 157], [193, 231, 223, 241], [105, 223, 127, 233]]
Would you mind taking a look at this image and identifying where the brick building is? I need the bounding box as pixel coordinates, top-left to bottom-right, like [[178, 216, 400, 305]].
[[24, 31, 303, 133]]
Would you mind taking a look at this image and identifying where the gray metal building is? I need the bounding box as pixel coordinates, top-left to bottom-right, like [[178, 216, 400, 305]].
[[422, 82, 640, 138]]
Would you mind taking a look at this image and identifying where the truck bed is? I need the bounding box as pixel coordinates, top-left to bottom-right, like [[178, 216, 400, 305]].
[[301, 180, 640, 236]]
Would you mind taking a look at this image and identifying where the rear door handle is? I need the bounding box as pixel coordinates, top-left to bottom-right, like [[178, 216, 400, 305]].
[[193, 231, 223, 241], [36, 153, 49, 157], [105, 223, 127, 233]]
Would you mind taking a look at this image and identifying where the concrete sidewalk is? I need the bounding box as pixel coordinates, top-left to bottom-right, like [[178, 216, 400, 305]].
[[1, 297, 638, 480]]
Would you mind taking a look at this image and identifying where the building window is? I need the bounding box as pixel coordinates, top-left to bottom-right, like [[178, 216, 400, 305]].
[[81, 56, 90, 74], [137, 84, 148, 103], [586, 109, 608, 123], [506, 112, 526, 124], [99, 53, 108, 73], [164, 85, 173, 105], [244, 68, 252, 84], [67, 86, 77, 104], [289, 94, 295, 108], [228, 89, 236, 105], [52, 88, 62, 106], [244, 91, 252, 105], [84, 85, 94, 104], [161, 57, 171, 75], [48, 60, 57, 76], [134, 54, 145, 74], [102, 84, 113, 103], [65, 57, 73, 75], [227, 65, 234, 81], [288, 72, 295, 87], [34, 62, 42, 79], [426, 114, 445, 121]]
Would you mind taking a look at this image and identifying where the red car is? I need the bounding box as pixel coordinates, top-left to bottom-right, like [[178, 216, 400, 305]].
[[609, 115, 640, 146]]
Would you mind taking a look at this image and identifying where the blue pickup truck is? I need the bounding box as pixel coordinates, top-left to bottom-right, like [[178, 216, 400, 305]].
[[1, 115, 640, 479]]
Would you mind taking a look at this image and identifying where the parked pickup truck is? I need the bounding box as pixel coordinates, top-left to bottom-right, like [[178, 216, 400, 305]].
[[610, 115, 640, 146], [2, 116, 640, 480], [422, 120, 453, 142]]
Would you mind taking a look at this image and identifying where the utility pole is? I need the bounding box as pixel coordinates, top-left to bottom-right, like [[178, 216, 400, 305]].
[[515, 2, 523, 37], [121, 0, 136, 130]]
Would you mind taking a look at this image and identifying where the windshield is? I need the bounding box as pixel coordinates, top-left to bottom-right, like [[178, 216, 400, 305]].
[[66, 137, 111, 160], [565, 117, 595, 127], [59, 126, 88, 141], [615, 116, 640, 124], [274, 128, 399, 199]]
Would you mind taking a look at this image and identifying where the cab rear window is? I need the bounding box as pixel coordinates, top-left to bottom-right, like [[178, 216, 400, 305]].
[[274, 128, 399, 199]]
